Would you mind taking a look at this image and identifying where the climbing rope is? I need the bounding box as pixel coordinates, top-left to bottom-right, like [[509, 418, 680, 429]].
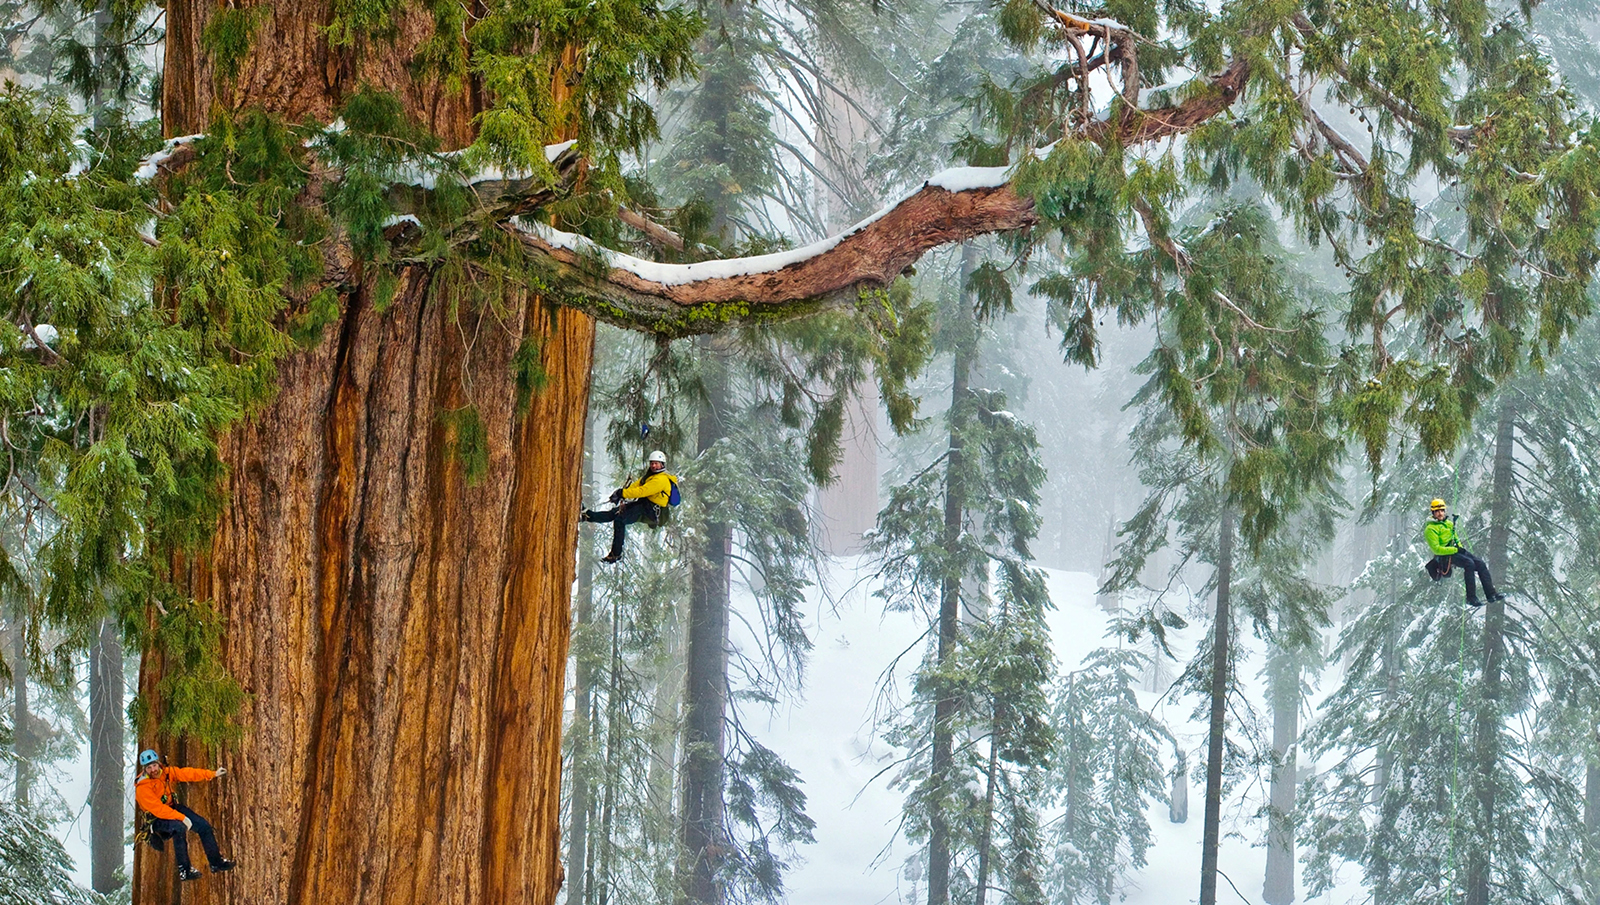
[[1442, 456, 1469, 904], [637, 335, 672, 456]]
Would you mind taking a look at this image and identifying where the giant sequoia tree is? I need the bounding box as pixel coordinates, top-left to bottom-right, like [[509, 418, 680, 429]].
[[3, 0, 1598, 901]]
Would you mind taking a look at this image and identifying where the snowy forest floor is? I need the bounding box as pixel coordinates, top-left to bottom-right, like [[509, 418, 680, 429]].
[[757, 556, 1373, 905], [42, 556, 1392, 902]]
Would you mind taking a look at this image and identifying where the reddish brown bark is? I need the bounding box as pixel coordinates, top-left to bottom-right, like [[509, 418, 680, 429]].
[[136, 7, 591, 904], [162, 0, 480, 138], [514, 182, 1039, 335], [134, 272, 593, 905]]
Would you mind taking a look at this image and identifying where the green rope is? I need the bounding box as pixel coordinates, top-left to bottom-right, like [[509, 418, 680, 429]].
[[1442, 458, 1469, 904]]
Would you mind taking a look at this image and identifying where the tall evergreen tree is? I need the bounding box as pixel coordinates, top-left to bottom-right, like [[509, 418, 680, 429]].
[[871, 240, 1056, 905], [1300, 355, 1600, 904], [3, 0, 1597, 898], [1100, 202, 1338, 905]]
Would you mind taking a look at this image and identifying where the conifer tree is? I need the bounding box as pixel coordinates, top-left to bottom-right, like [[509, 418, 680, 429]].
[[0, 801, 109, 905], [1300, 353, 1600, 904], [1045, 646, 1172, 904], [1100, 202, 1337, 905], [3, 0, 1597, 899], [640, 4, 940, 897], [870, 240, 1056, 905]]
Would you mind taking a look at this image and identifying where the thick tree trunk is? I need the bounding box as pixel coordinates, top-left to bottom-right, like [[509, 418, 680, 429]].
[[679, 345, 731, 905], [135, 272, 593, 905], [90, 616, 127, 893], [1464, 398, 1515, 905], [133, 7, 594, 905], [1198, 504, 1234, 905], [1262, 641, 1298, 905], [927, 245, 978, 905]]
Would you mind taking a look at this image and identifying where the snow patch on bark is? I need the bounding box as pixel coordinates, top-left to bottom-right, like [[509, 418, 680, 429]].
[[133, 135, 203, 181], [516, 164, 1014, 287]]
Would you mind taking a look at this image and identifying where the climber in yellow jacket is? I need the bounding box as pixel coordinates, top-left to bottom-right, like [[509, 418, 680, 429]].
[[581, 450, 680, 562]]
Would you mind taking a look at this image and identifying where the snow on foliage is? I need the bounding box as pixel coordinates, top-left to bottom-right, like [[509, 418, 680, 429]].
[[0, 805, 108, 905]]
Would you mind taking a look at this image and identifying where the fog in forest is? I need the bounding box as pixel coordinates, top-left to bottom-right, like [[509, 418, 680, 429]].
[[5, 0, 1600, 903]]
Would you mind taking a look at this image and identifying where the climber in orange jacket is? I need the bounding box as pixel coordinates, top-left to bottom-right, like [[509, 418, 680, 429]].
[[135, 748, 235, 881]]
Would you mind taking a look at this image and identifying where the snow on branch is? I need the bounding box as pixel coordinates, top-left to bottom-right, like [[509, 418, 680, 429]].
[[509, 170, 1038, 336], [133, 134, 204, 181], [124, 50, 1256, 339]]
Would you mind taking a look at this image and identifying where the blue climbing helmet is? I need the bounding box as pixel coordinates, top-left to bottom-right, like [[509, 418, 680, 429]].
[[139, 749, 161, 767]]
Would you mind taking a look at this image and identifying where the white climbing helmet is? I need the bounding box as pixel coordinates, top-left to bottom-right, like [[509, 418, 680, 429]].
[[648, 450, 667, 465]]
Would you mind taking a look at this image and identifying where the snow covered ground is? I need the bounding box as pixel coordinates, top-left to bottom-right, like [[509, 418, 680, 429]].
[[49, 556, 1373, 903], [750, 557, 1371, 905]]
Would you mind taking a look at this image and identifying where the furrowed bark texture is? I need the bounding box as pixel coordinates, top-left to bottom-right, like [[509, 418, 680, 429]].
[[135, 269, 593, 905], [135, 8, 594, 904], [566, 421, 599, 905]]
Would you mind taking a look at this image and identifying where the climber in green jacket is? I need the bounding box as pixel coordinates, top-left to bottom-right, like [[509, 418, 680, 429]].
[[1425, 499, 1504, 607]]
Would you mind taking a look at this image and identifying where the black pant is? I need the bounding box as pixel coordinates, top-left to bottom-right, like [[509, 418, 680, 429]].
[[585, 500, 655, 557], [151, 803, 224, 871], [1448, 549, 1499, 601]]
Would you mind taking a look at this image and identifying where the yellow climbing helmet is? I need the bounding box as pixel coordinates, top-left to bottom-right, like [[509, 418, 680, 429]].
[[1430, 498, 1447, 511]]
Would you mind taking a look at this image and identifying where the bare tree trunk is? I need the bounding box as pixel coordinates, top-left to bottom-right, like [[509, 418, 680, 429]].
[[1262, 641, 1298, 905], [90, 616, 127, 892], [1198, 504, 1235, 905], [1463, 399, 1515, 905], [973, 707, 1000, 905], [566, 418, 599, 905], [85, 5, 129, 887], [134, 11, 594, 903], [1169, 749, 1188, 824], [1373, 513, 1401, 807], [680, 347, 731, 905], [812, 29, 878, 556], [927, 245, 979, 905], [11, 610, 32, 808], [596, 593, 625, 905], [1585, 758, 1599, 905]]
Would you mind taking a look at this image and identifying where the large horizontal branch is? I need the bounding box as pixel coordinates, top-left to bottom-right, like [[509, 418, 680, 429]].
[[496, 57, 1257, 336], [509, 171, 1038, 337], [130, 57, 1258, 340]]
